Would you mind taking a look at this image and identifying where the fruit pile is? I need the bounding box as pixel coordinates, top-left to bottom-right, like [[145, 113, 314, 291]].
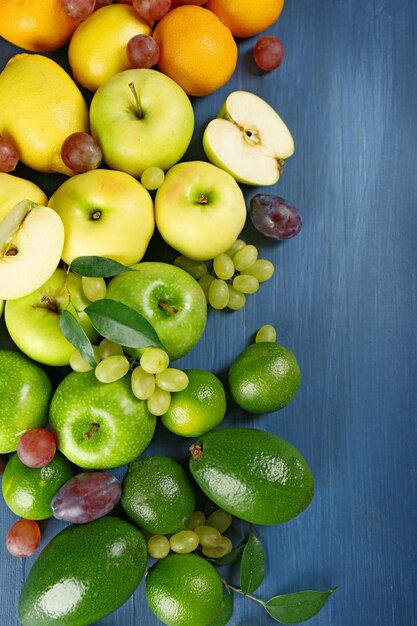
[[0, 1, 336, 625]]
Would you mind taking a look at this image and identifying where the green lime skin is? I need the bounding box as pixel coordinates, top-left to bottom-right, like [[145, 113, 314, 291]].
[[161, 369, 226, 438], [18, 517, 147, 626], [146, 553, 223, 626], [49, 370, 156, 469], [2, 451, 73, 520], [228, 341, 301, 414], [189, 427, 314, 525], [121, 455, 196, 535], [0, 349, 52, 453]]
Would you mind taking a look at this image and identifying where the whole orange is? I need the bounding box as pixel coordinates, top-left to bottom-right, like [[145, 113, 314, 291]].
[[205, 0, 284, 38], [0, 0, 80, 52], [153, 5, 237, 97]]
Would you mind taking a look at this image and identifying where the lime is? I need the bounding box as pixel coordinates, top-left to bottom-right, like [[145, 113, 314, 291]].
[[121, 455, 195, 535], [146, 553, 223, 626], [2, 451, 73, 520], [228, 341, 301, 413], [161, 369, 226, 437]]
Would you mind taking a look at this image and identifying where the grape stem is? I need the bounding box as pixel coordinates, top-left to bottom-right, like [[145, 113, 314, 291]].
[[222, 581, 266, 606]]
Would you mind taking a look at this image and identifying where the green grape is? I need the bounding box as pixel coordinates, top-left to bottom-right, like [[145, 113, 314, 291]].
[[255, 324, 277, 343], [147, 534, 170, 559], [131, 365, 155, 400], [81, 276, 107, 302], [241, 258, 275, 282], [208, 279, 229, 310], [140, 166, 165, 190], [225, 239, 246, 257], [69, 346, 100, 372], [174, 255, 208, 280], [226, 285, 246, 311], [186, 511, 206, 531], [194, 525, 222, 548], [232, 244, 258, 271], [202, 536, 233, 559], [198, 274, 215, 302], [155, 368, 189, 392], [206, 509, 232, 534], [169, 530, 199, 554], [213, 253, 235, 280], [98, 338, 124, 359], [147, 387, 171, 416], [95, 355, 130, 383], [233, 274, 259, 294], [140, 347, 169, 374]]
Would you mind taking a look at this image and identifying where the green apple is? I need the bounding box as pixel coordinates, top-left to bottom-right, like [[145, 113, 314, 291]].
[[0, 349, 52, 453], [106, 262, 207, 361], [154, 161, 246, 261], [0, 173, 47, 222], [5, 268, 98, 367], [0, 199, 64, 300], [48, 169, 154, 266], [203, 90, 294, 186], [49, 370, 156, 469], [89, 68, 194, 178]]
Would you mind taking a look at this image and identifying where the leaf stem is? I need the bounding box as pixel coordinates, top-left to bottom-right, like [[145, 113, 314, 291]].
[[222, 581, 265, 606]]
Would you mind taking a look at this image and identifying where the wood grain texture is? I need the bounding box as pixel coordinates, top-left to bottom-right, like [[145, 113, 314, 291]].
[[1, 1, 417, 624]]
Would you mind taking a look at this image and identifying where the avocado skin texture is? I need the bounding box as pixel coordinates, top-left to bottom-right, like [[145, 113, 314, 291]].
[[19, 516, 147, 626], [189, 427, 314, 525]]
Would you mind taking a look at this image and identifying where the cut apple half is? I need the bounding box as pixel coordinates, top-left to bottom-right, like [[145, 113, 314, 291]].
[[203, 90, 294, 186], [0, 199, 64, 300]]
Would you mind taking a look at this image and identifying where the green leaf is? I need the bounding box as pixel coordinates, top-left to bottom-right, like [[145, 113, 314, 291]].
[[59, 310, 96, 367], [70, 256, 132, 278], [206, 591, 233, 626], [212, 543, 246, 566], [264, 588, 338, 624], [240, 528, 265, 594], [85, 299, 163, 349]]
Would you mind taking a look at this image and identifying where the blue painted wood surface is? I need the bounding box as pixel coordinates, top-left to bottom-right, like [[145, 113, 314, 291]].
[[1, 1, 417, 624]]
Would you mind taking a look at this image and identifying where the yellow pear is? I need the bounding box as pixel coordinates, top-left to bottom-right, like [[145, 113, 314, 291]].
[[0, 54, 89, 175]]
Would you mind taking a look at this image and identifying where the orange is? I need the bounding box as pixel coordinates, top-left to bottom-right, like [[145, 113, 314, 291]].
[[205, 0, 284, 38], [153, 5, 237, 97], [171, 0, 207, 7], [0, 0, 80, 52]]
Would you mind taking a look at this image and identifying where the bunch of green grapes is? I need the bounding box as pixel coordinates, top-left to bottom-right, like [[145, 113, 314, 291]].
[[70, 344, 188, 417], [146, 508, 234, 560], [174, 239, 275, 311]]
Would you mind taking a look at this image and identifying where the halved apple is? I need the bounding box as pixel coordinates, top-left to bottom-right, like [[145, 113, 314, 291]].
[[0, 173, 47, 223], [0, 200, 64, 300], [203, 90, 294, 186]]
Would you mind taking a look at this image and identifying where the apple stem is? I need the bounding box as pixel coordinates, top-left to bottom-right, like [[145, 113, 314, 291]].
[[189, 443, 203, 461], [90, 209, 102, 221], [40, 295, 57, 313], [198, 195, 208, 204], [158, 301, 178, 315], [128, 81, 143, 120], [83, 423, 100, 440]]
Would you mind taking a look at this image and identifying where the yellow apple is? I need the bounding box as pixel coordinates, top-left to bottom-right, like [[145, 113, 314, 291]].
[[48, 169, 154, 266]]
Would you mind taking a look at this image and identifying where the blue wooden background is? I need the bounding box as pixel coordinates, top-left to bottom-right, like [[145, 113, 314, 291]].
[[1, 1, 417, 624]]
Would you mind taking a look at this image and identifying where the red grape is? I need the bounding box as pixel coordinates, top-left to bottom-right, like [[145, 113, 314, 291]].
[[249, 194, 302, 240], [95, 0, 113, 7], [6, 520, 41, 557], [0, 136, 19, 172], [60, 0, 95, 20], [0, 454, 8, 475], [253, 36, 285, 72], [132, 0, 171, 22], [127, 35, 160, 68], [52, 471, 122, 523], [17, 428, 57, 469], [61, 132, 102, 173]]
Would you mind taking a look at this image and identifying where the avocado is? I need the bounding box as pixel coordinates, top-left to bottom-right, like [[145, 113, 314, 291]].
[[19, 516, 147, 626], [189, 427, 314, 525]]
